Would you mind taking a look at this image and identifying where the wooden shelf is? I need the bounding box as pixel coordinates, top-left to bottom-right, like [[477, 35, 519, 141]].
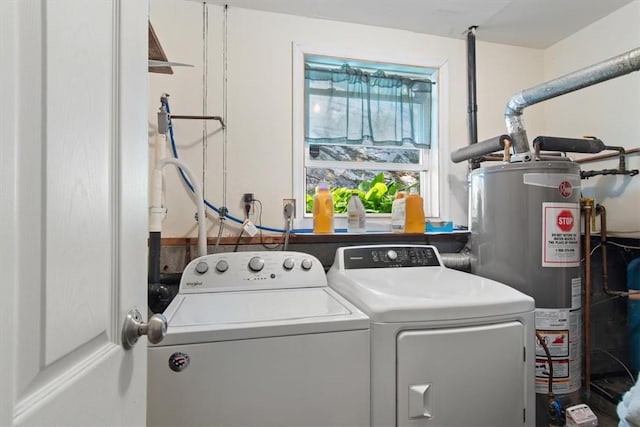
[[148, 21, 173, 74], [160, 231, 469, 247]]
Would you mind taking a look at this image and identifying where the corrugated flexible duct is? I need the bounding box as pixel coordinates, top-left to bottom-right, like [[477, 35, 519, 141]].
[[505, 47, 640, 159]]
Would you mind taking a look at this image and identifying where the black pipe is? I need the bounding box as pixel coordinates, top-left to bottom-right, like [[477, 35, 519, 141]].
[[532, 136, 605, 154], [148, 231, 162, 285], [466, 26, 479, 169]]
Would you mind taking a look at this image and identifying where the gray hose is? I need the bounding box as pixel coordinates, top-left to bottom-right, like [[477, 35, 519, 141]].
[[440, 252, 471, 271]]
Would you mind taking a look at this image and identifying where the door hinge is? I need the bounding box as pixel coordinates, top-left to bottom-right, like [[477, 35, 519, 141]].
[[523, 408, 526, 423], [523, 346, 526, 362]]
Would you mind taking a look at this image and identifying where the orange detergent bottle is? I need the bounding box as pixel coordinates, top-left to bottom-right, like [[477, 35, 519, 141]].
[[313, 182, 334, 233], [404, 187, 425, 233]]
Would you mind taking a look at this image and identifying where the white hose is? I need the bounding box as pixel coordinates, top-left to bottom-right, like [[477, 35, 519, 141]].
[[155, 157, 207, 258]]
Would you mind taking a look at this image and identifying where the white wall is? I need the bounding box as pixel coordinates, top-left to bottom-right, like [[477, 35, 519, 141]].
[[149, 0, 544, 237], [543, 1, 640, 238]]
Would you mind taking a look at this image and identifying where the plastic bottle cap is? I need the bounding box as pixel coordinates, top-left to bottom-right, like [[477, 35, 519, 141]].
[[318, 182, 329, 191], [409, 187, 419, 195]]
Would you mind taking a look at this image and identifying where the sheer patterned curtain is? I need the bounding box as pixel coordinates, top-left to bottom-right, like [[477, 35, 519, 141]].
[[305, 63, 433, 148]]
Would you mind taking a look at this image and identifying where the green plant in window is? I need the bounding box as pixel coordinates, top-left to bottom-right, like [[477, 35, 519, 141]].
[[307, 173, 403, 214]]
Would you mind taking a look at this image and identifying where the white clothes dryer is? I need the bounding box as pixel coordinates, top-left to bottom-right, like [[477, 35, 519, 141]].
[[148, 251, 370, 427], [327, 245, 536, 427]]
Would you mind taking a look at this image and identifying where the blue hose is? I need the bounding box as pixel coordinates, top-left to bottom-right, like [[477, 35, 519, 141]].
[[161, 97, 287, 233]]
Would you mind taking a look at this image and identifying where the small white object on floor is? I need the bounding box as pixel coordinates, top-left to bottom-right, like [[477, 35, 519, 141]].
[[566, 403, 598, 427]]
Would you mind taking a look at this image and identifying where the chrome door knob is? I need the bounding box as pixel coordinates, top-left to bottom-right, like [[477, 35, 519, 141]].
[[121, 308, 167, 350]]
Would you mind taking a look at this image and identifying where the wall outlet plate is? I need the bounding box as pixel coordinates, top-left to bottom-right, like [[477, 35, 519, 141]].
[[283, 198, 296, 219]]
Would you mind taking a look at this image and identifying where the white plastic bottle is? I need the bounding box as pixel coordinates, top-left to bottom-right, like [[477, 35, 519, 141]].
[[391, 191, 406, 233], [347, 192, 366, 233]]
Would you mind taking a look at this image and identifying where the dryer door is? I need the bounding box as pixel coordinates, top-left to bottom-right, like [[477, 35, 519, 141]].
[[397, 322, 526, 427]]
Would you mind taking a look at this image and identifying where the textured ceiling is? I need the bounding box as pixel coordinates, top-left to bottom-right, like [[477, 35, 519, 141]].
[[201, 0, 636, 48]]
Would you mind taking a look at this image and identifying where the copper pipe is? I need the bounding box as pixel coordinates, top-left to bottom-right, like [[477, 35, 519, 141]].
[[503, 138, 512, 163], [582, 202, 593, 395], [575, 147, 640, 164], [480, 155, 505, 162]]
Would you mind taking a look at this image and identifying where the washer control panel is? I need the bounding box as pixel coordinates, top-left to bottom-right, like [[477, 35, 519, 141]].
[[342, 245, 441, 269], [179, 251, 326, 293]]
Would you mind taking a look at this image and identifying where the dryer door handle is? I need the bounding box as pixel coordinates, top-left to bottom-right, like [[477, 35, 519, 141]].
[[409, 384, 433, 420]]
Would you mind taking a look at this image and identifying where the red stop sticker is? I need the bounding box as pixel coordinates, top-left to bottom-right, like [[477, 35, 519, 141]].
[[557, 210, 574, 232]]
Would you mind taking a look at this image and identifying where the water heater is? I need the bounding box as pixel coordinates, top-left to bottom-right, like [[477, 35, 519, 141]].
[[469, 160, 582, 424]]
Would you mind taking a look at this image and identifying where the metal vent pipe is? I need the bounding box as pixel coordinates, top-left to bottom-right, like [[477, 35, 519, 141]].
[[505, 47, 640, 157]]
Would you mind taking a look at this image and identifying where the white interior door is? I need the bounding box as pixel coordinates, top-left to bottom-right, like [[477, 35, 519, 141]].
[[0, 1, 149, 425]]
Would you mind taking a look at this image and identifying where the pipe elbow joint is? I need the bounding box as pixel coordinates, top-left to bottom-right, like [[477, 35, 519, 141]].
[[505, 93, 526, 118]]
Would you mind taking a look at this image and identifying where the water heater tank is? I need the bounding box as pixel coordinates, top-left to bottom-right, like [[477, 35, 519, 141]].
[[469, 160, 582, 425]]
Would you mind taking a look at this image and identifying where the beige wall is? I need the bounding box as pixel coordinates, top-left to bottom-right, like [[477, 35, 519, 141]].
[[149, 0, 546, 237], [543, 1, 640, 238]]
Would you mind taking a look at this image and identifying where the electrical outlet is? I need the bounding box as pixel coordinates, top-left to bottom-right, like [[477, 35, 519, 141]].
[[243, 193, 254, 204], [283, 198, 296, 218]]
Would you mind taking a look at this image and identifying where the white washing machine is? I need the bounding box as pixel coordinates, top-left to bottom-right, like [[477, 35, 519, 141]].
[[148, 251, 370, 427], [327, 245, 536, 427]]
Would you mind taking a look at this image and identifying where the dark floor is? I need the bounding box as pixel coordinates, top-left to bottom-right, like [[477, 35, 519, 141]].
[[593, 407, 619, 427], [589, 374, 636, 427]]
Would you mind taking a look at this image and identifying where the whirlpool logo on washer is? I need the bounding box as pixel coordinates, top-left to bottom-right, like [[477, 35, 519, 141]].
[[185, 281, 203, 287]]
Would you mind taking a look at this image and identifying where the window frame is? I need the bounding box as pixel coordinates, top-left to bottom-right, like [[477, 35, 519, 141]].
[[292, 43, 449, 230]]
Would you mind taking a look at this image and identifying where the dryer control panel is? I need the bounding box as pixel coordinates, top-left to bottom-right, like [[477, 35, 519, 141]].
[[342, 245, 441, 269]]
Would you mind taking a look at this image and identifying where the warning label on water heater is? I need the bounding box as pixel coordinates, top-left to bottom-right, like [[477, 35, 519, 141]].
[[542, 202, 580, 267], [535, 308, 582, 394]]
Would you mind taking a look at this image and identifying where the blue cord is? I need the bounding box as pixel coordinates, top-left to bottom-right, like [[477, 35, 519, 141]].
[[161, 96, 287, 233]]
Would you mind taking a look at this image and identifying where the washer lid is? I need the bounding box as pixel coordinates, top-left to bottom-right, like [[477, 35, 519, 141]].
[[155, 287, 369, 346], [327, 267, 534, 323]]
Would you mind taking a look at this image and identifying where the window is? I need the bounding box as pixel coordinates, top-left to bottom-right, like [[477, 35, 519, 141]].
[[293, 45, 444, 228]]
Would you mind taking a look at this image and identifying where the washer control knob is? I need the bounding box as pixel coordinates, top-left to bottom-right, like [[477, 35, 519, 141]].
[[283, 257, 295, 270], [387, 250, 398, 260], [215, 260, 229, 273], [301, 258, 313, 271], [248, 256, 265, 272], [195, 261, 209, 274]]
